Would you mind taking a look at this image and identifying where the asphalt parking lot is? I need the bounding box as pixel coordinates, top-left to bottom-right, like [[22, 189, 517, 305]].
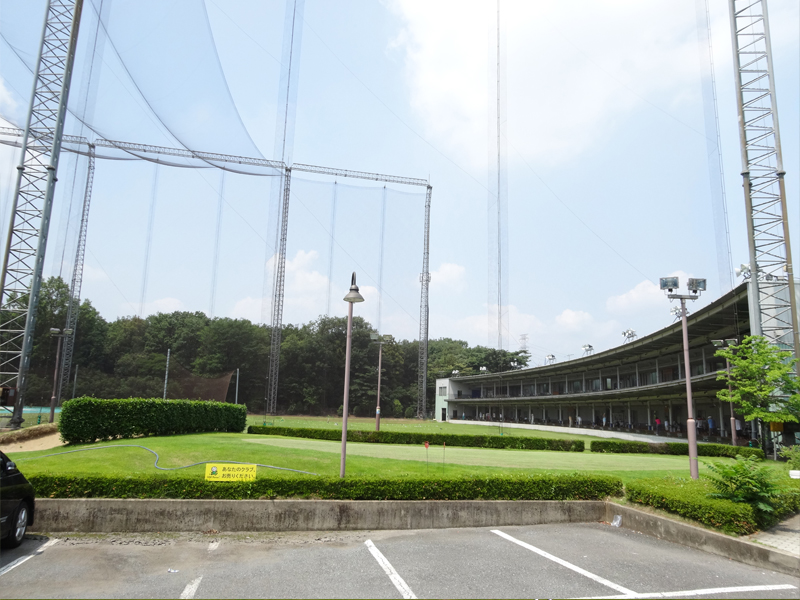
[[1, 523, 797, 599]]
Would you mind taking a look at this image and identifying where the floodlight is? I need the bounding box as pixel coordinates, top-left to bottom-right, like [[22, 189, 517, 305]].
[[479, 366, 488, 372], [370, 333, 379, 340], [734, 263, 751, 278], [725, 338, 738, 346], [687, 278, 706, 293], [711, 339, 724, 347], [49, 328, 60, 334], [660, 277, 679, 291]]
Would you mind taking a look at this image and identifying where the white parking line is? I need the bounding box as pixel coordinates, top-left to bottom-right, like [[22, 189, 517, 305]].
[[364, 540, 417, 599], [491, 530, 635, 596], [207, 541, 220, 553], [0, 538, 59, 578], [179, 576, 203, 599], [578, 583, 798, 599]]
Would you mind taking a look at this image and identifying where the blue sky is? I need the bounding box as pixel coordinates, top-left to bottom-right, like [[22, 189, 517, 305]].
[[0, 0, 797, 366]]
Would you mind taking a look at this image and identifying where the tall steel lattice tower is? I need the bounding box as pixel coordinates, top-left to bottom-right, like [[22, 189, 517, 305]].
[[56, 144, 95, 405], [728, 0, 799, 368], [417, 186, 432, 418], [0, 0, 84, 427]]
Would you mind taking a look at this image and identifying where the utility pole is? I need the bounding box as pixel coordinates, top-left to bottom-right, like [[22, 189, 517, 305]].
[[163, 349, 170, 400]]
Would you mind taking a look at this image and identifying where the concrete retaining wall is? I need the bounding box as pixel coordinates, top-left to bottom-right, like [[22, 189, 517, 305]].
[[34, 498, 606, 533], [605, 503, 799, 577], [33, 498, 798, 577]]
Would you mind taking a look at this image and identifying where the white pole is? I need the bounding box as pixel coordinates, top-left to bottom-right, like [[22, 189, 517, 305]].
[[235, 368, 239, 404], [163, 348, 170, 400]]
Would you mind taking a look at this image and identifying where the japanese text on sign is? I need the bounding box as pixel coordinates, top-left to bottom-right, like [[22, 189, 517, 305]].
[[205, 464, 257, 481]]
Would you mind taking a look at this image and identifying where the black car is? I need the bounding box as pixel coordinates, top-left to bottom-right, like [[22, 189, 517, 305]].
[[0, 450, 35, 548]]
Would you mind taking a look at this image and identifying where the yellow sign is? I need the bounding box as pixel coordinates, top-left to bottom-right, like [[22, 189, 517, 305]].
[[205, 463, 257, 481], [769, 422, 784, 432]]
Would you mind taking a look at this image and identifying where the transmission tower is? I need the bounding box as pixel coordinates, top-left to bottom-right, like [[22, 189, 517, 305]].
[[728, 0, 799, 369], [0, 0, 84, 428], [56, 144, 94, 405]]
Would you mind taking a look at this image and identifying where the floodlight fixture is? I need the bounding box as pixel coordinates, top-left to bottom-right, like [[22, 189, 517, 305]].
[[621, 329, 637, 343], [687, 278, 706, 294], [370, 333, 379, 340], [660, 277, 679, 292], [479, 366, 488, 372], [49, 328, 60, 335], [734, 263, 751, 278], [452, 370, 459, 375], [581, 344, 594, 355], [545, 354, 556, 364], [711, 339, 724, 348]]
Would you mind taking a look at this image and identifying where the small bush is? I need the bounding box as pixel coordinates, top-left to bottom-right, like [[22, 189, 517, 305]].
[[590, 439, 764, 459], [59, 397, 247, 444], [705, 455, 780, 524], [29, 472, 622, 501], [404, 406, 416, 419], [248, 425, 585, 452], [336, 405, 344, 417], [779, 445, 800, 470]]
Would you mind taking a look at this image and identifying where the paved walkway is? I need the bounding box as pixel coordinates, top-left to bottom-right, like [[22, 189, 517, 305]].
[[449, 419, 678, 443], [750, 512, 800, 557]]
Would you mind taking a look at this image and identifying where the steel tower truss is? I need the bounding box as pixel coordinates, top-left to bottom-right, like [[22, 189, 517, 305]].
[[0, 0, 84, 427], [728, 0, 799, 360], [417, 186, 432, 418], [56, 144, 94, 404]]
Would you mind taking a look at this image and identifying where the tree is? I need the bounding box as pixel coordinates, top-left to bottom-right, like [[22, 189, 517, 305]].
[[715, 335, 800, 430]]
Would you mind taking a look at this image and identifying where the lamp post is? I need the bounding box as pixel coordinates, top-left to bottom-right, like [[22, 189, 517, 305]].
[[712, 338, 740, 446], [49, 327, 73, 423], [370, 333, 389, 431], [661, 276, 705, 480], [340, 272, 365, 478]]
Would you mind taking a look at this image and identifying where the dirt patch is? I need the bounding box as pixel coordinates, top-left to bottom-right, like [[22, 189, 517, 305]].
[[2, 431, 64, 453], [0, 422, 59, 446]]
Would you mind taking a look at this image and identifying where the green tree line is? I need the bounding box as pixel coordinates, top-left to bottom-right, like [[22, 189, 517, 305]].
[[23, 277, 529, 416]]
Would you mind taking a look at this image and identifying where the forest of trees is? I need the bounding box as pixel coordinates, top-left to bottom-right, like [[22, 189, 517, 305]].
[[24, 277, 530, 416]]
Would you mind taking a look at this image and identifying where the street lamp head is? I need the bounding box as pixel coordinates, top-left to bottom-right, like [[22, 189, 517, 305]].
[[343, 272, 365, 303]]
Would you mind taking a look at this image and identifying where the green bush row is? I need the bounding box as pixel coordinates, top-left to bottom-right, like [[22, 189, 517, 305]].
[[591, 439, 764, 459], [624, 477, 800, 534], [60, 397, 247, 444], [29, 473, 622, 501], [248, 426, 585, 452], [624, 478, 759, 535]]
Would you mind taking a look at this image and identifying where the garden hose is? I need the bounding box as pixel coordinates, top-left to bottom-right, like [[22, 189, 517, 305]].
[[15, 444, 318, 475]]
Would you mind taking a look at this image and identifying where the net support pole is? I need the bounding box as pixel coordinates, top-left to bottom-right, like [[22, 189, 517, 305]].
[[417, 185, 432, 419], [267, 168, 292, 415], [57, 144, 95, 406], [1, 0, 84, 428], [163, 348, 170, 400]]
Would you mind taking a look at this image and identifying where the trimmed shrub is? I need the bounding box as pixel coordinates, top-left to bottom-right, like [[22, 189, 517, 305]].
[[60, 397, 247, 444], [29, 472, 622, 501], [590, 439, 764, 459], [248, 425, 585, 452], [625, 477, 759, 535]]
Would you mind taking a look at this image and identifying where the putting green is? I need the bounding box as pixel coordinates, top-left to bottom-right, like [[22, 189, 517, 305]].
[[245, 436, 708, 472]]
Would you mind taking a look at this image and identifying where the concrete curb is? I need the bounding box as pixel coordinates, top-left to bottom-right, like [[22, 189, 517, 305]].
[[33, 498, 799, 577], [605, 503, 799, 577]]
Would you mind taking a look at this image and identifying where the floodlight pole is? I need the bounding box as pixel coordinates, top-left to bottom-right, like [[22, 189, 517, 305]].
[[48, 334, 64, 423], [669, 295, 699, 479], [375, 340, 383, 431], [725, 357, 736, 446], [163, 348, 170, 400]]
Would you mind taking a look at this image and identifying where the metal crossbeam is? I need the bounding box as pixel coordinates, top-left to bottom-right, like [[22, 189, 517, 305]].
[[417, 186, 432, 418], [0, 0, 84, 427], [293, 163, 428, 187], [728, 0, 799, 365], [56, 144, 94, 404]]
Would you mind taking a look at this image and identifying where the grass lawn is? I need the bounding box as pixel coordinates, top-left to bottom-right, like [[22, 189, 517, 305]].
[[246, 414, 618, 442], [7, 431, 775, 485]]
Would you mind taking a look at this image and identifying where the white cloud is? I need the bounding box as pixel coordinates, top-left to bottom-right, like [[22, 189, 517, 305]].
[[386, 0, 705, 168], [606, 271, 691, 315], [430, 262, 466, 293]]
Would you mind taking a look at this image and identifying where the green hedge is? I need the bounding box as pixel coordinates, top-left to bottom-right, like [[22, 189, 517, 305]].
[[625, 477, 800, 534], [29, 472, 621, 501], [60, 397, 247, 444], [248, 425, 585, 452], [591, 439, 764, 459]]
